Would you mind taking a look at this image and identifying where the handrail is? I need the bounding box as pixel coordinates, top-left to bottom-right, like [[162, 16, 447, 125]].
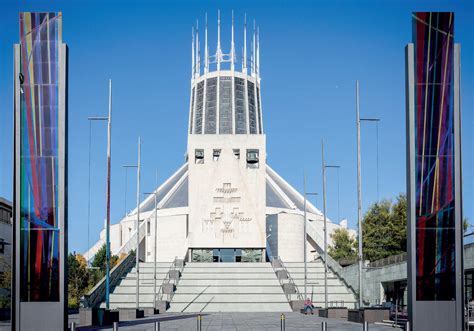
[[114, 220, 147, 257], [81, 251, 135, 308], [272, 256, 303, 302], [156, 256, 184, 304]]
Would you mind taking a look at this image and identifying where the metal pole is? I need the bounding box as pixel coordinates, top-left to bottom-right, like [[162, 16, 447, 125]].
[[356, 80, 363, 308], [322, 140, 328, 308], [363, 321, 369, 331], [154, 171, 158, 310], [303, 172, 307, 300], [70, 322, 76, 331], [321, 321, 327, 331], [113, 321, 119, 331], [105, 79, 113, 309], [136, 137, 141, 311], [154, 321, 160, 331]]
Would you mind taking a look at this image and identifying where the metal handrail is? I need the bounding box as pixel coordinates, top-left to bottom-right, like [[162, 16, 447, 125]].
[[157, 256, 184, 303], [81, 251, 135, 308], [272, 256, 303, 302]]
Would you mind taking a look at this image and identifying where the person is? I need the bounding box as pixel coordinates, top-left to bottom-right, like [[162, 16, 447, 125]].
[[303, 297, 314, 315]]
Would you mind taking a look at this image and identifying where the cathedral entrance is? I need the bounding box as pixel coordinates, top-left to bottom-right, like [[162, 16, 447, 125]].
[[213, 248, 241, 262], [190, 248, 264, 262]]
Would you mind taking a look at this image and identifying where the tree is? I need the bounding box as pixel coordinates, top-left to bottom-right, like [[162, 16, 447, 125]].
[[68, 253, 90, 308], [328, 228, 357, 261], [362, 194, 407, 262], [91, 244, 119, 275]]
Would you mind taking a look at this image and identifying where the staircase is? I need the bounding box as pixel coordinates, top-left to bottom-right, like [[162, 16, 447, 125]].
[[168, 262, 292, 312], [100, 262, 174, 309], [284, 259, 357, 308]]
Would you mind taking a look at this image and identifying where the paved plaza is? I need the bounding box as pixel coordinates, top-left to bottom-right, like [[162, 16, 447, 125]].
[[69, 312, 401, 331]]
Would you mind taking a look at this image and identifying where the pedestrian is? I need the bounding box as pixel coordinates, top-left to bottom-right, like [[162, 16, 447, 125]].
[[304, 297, 314, 315]]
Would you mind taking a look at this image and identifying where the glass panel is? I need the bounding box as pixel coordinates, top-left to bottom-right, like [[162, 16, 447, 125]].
[[257, 87, 262, 133], [19, 12, 61, 302], [219, 76, 232, 134], [189, 87, 195, 134], [194, 81, 204, 134], [247, 81, 257, 134], [205, 77, 217, 134], [234, 78, 247, 134]]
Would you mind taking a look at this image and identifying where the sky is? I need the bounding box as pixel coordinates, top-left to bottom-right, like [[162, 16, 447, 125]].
[[0, 0, 472, 254]]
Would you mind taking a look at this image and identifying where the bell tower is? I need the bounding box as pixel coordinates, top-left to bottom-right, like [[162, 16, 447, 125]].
[[186, 11, 267, 260]]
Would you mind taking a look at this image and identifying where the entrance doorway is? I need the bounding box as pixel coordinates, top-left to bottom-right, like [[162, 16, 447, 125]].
[[213, 248, 242, 262]]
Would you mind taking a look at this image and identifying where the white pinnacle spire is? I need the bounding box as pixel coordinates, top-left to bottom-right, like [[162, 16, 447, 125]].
[[252, 19, 256, 76], [257, 26, 260, 79], [192, 27, 195, 78], [205, 12, 209, 74], [231, 10, 235, 71], [217, 9, 221, 71], [243, 13, 247, 74], [195, 19, 200, 77]]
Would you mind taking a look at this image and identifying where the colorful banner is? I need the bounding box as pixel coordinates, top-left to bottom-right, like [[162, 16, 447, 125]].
[[19, 12, 62, 302], [413, 12, 455, 301]]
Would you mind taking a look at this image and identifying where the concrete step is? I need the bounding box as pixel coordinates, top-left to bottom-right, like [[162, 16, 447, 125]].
[[173, 286, 285, 294], [168, 302, 292, 313], [118, 279, 171, 286], [180, 267, 274, 273], [184, 262, 270, 268], [178, 279, 281, 286], [180, 273, 276, 280], [171, 293, 288, 303]]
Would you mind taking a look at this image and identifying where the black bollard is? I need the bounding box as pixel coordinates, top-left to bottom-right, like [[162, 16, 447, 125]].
[[321, 321, 327, 331], [363, 321, 369, 331], [155, 321, 160, 331], [280, 313, 285, 331], [197, 314, 202, 331]]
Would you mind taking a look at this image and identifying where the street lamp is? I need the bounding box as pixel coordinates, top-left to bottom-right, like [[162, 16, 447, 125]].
[[86, 79, 112, 309], [356, 80, 381, 308], [303, 172, 318, 300], [122, 136, 143, 318], [144, 170, 159, 314], [321, 140, 340, 308]]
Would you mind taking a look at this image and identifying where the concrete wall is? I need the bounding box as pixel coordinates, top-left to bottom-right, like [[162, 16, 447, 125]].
[[266, 213, 304, 261], [187, 134, 266, 249]]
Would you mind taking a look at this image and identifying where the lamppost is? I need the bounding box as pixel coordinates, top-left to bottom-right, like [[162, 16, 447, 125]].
[[303, 172, 318, 300], [356, 80, 380, 308], [144, 170, 159, 314], [86, 79, 112, 309], [122, 137, 143, 317], [321, 140, 340, 308]]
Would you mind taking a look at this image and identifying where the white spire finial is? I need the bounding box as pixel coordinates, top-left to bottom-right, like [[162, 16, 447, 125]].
[[205, 12, 209, 74], [231, 10, 235, 71], [192, 27, 195, 78], [252, 19, 256, 76], [217, 9, 221, 71], [195, 19, 200, 77], [243, 13, 247, 74], [257, 26, 260, 78]]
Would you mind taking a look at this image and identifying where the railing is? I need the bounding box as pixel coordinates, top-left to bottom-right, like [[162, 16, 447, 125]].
[[114, 220, 147, 257], [156, 256, 184, 304], [305, 221, 359, 299], [81, 251, 135, 308], [271, 256, 303, 302], [368, 252, 407, 269]]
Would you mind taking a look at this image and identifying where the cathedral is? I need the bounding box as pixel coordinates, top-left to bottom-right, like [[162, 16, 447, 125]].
[[84, 13, 354, 266]]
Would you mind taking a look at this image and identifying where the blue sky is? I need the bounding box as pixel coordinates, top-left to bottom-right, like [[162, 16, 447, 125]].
[[0, 0, 472, 254]]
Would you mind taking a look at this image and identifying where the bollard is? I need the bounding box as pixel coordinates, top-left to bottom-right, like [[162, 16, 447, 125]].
[[321, 321, 327, 331], [113, 321, 119, 331], [363, 321, 369, 331], [154, 321, 160, 331], [70, 322, 76, 331], [280, 313, 285, 331], [405, 321, 410, 331], [197, 314, 202, 331]]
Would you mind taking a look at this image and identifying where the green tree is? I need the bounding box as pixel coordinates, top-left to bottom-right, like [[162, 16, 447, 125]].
[[91, 244, 119, 275], [68, 253, 90, 308], [362, 194, 407, 262], [328, 228, 357, 261]]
